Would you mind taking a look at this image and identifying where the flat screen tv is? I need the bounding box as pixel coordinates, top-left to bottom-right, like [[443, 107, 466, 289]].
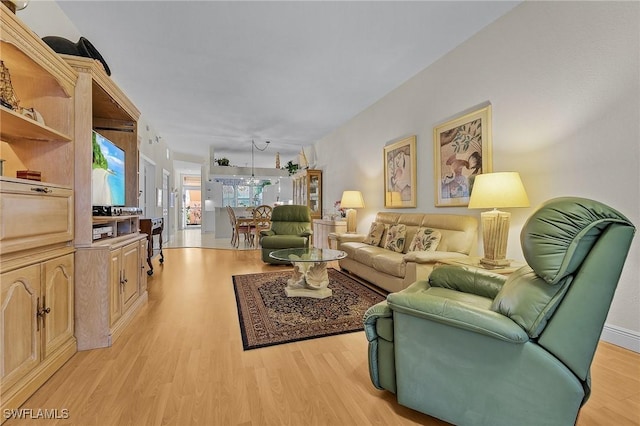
[[92, 130, 125, 207]]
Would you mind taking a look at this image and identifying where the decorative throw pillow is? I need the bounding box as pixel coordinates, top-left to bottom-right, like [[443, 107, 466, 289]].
[[384, 224, 406, 253], [363, 222, 386, 246], [378, 224, 390, 247], [408, 228, 442, 252]]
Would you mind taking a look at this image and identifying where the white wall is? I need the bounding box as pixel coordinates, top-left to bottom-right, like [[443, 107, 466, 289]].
[[316, 1, 640, 348], [138, 117, 175, 240]]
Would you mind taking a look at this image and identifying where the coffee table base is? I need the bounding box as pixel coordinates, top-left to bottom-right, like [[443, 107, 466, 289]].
[[285, 261, 332, 299], [285, 286, 332, 299]]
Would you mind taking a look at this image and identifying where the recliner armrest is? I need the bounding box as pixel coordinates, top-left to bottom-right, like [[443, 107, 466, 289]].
[[363, 300, 392, 342], [260, 230, 275, 237], [388, 286, 528, 343], [429, 265, 506, 299], [299, 230, 313, 237]]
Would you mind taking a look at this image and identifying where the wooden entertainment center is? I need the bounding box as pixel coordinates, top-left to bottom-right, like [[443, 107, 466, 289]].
[[64, 54, 148, 351]]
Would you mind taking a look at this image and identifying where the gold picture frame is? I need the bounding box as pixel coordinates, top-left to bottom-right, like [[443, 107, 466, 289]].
[[433, 105, 493, 207], [383, 136, 417, 208]]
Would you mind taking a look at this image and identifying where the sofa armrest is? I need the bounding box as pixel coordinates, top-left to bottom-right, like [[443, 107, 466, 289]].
[[329, 232, 366, 244], [402, 251, 467, 264], [428, 265, 506, 299], [387, 288, 528, 343]]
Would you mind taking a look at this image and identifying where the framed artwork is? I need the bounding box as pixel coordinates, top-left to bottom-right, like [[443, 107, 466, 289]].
[[433, 105, 492, 207], [383, 136, 417, 208]]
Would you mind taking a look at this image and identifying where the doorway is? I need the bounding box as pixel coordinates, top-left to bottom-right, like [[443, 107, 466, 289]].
[[182, 175, 202, 228], [140, 155, 156, 217]]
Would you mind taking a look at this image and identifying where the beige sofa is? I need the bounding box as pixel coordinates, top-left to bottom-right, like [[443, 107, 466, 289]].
[[331, 212, 478, 293]]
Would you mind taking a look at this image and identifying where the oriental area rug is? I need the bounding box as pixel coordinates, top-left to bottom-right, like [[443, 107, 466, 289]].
[[232, 268, 386, 350]]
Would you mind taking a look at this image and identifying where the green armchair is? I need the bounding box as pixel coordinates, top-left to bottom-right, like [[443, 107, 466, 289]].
[[364, 197, 635, 426], [260, 205, 313, 264]]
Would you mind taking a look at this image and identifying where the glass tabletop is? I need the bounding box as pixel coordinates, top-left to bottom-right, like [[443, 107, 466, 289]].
[[269, 248, 347, 262]]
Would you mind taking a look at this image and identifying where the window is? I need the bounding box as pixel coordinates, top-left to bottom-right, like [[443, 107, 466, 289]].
[[219, 179, 268, 207]]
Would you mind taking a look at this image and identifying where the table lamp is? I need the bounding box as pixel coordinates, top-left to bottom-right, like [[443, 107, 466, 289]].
[[468, 172, 529, 267], [340, 190, 365, 233]]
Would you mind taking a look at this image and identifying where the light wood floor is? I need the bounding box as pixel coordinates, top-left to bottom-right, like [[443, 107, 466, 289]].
[[8, 248, 640, 425]]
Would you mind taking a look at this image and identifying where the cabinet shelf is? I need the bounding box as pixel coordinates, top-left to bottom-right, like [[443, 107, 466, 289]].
[[91, 216, 140, 244], [0, 40, 75, 99], [1, 106, 72, 143]]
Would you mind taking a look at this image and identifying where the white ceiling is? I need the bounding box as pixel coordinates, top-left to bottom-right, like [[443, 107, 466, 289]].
[[43, 1, 518, 168]]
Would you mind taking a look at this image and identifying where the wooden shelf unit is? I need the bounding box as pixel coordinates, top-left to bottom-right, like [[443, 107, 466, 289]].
[[0, 5, 77, 420], [293, 169, 322, 220]]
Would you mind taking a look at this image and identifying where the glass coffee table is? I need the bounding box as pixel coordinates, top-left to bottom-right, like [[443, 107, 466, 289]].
[[269, 248, 347, 299]]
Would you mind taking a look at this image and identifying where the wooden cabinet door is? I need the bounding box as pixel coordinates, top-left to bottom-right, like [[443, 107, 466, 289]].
[[109, 249, 122, 326], [121, 242, 139, 313], [138, 239, 147, 293], [0, 182, 73, 255], [42, 254, 74, 359], [1, 265, 41, 391]]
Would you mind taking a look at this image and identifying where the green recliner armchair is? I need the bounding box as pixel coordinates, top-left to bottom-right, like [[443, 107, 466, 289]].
[[364, 197, 636, 426], [260, 205, 313, 264]]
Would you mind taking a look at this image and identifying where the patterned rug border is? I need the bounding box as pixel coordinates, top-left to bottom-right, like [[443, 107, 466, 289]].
[[232, 268, 386, 350]]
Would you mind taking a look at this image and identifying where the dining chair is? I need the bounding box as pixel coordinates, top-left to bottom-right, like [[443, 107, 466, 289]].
[[252, 205, 272, 247], [227, 206, 253, 247], [226, 206, 237, 246]]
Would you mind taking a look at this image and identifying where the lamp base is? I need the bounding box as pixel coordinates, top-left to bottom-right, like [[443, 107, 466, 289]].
[[345, 208, 357, 233], [480, 209, 511, 267], [479, 257, 512, 267]]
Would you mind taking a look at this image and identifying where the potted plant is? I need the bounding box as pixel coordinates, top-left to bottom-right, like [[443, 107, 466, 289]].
[[283, 160, 299, 175], [215, 157, 230, 166]]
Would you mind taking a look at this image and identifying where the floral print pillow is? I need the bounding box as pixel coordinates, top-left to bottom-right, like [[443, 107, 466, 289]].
[[384, 224, 407, 253], [364, 222, 386, 246], [408, 228, 442, 252]]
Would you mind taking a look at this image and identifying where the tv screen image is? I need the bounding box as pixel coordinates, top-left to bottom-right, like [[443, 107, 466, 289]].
[[92, 131, 125, 207]]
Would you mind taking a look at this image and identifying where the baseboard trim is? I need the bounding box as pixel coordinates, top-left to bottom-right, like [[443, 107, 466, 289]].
[[601, 324, 640, 353]]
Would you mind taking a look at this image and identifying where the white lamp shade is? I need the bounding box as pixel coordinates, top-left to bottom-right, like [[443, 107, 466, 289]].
[[340, 190, 365, 209], [468, 172, 529, 209]]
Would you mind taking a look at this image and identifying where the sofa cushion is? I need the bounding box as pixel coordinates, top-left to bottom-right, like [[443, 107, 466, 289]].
[[364, 222, 386, 245], [384, 224, 406, 253], [340, 241, 369, 259], [372, 252, 407, 278], [408, 228, 442, 252], [353, 245, 389, 268]]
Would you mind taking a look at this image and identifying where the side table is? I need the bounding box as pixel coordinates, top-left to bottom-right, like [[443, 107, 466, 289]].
[[140, 217, 164, 275], [313, 219, 347, 249], [437, 256, 526, 275]]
